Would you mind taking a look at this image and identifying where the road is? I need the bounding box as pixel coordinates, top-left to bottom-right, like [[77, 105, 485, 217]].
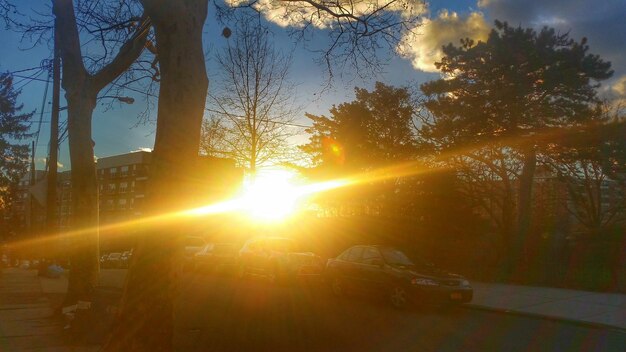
[[159, 271, 626, 352]]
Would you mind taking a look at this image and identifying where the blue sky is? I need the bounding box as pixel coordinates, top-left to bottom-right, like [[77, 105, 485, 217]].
[[1, 0, 624, 171]]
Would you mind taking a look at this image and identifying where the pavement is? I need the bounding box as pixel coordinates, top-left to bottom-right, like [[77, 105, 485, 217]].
[[470, 282, 626, 330], [1, 267, 625, 351]]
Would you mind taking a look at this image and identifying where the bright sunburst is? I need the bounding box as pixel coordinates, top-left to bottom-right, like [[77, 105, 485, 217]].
[[240, 169, 301, 221]]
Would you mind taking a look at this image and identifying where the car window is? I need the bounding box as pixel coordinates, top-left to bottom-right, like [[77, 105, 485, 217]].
[[361, 247, 382, 265], [345, 246, 364, 263], [380, 248, 415, 267]]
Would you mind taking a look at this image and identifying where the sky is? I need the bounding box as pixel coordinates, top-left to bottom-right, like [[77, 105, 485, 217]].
[[1, 0, 625, 172]]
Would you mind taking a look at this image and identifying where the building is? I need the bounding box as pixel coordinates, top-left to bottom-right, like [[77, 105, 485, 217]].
[[7, 151, 242, 249]]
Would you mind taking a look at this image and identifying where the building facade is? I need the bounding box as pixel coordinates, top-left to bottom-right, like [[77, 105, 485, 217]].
[[6, 151, 242, 249]]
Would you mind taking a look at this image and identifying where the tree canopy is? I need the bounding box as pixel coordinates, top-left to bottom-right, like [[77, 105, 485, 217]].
[[420, 20, 613, 149], [301, 82, 417, 172], [0, 72, 33, 209]]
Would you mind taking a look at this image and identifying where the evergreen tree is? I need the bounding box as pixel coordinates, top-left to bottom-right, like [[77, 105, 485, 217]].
[[0, 72, 33, 210]]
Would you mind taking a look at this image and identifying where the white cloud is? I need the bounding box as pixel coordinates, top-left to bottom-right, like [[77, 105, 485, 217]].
[[225, 0, 427, 29], [396, 10, 490, 72]]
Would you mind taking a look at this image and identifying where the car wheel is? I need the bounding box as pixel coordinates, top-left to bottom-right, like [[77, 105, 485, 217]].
[[389, 286, 409, 309], [331, 277, 344, 297]]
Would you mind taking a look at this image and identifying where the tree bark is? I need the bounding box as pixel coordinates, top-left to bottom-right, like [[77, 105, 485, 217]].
[[102, 1, 209, 350], [54, 0, 99, 314], [64, 85, 100, 308], [53, 0, 149, 321]]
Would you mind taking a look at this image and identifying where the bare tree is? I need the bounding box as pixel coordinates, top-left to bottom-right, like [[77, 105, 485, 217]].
[[199, 117, 230, 159], [543, 105, 626, 235], [205, 18, 298, 174], [5, 0, 155, 324]]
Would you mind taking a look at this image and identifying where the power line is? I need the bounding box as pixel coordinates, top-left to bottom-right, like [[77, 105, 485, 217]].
[[5, 66, 44, 75], [12, 74, 50, 84], [13, 74, 313, 129]]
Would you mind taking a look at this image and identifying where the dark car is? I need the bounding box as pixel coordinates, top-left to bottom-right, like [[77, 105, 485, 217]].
[[237, 237, 323, 284], [193, 243, 238, 274], [325, 245, 473, 308]]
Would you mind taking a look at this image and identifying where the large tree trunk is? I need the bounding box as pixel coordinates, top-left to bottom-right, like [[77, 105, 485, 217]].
[[102, 2, 209, 350], [63, 86, 100, 311], [53, 0, 149, 328], [54, 0, 100, 317]]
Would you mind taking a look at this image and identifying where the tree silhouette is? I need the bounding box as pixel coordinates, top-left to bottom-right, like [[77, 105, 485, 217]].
[[302, 82, 417, 171], [0, 72, 33, 213], [419, 21, 613, 270], [205, 17, 298, 174]]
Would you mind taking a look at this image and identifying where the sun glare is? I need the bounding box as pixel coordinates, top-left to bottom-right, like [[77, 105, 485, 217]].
[[240, 169, 301, 221]]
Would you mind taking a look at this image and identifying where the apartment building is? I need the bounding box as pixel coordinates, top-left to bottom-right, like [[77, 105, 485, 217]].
[[6, 151, 242, 242]]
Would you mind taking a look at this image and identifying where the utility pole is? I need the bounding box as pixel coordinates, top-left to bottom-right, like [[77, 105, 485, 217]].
[[46, 17, 60, 235], [29, 140, 36, 234]]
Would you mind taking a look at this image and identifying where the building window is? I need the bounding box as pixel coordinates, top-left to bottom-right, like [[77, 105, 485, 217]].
[[118, 198, 127, 210], [108, 183, 116, 194], [120, 165, 129, 176], [119, 182, 128, 193], [106, 199, 114, 210], [110, 167, 118, 177]]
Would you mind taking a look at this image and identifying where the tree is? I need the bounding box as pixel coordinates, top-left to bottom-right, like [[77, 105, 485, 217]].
[[301, 82, 418, 215], [0, 72, 33, 220], [302, 82, 417, 171], [204, 17, 298, 174], [99, 2, 424, 350], [48, 0, 153, 321], [419, 21, 613, 270], [544, 105, 626, 235]]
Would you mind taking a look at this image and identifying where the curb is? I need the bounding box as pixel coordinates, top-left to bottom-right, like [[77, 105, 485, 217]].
[[462, 303, 626, 333]]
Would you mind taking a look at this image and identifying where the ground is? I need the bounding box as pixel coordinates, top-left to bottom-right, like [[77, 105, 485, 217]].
[[2, 268, 625, 351], [170, 272, 625, 351]]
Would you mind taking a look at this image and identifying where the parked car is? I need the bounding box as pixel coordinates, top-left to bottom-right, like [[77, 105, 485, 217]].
[[100, 254, 109, 266], [105, 252, 123, 269], [325, 245, 473, 309], [237, 237, 323, 284], [193, 243, 238, 273], [19, 259, 31, 269], [120, 250, 132, 268], [184, 236, 206, 257]]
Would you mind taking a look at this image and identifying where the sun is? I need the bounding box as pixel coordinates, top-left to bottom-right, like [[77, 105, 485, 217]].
[[240, 169, 301, 221]]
